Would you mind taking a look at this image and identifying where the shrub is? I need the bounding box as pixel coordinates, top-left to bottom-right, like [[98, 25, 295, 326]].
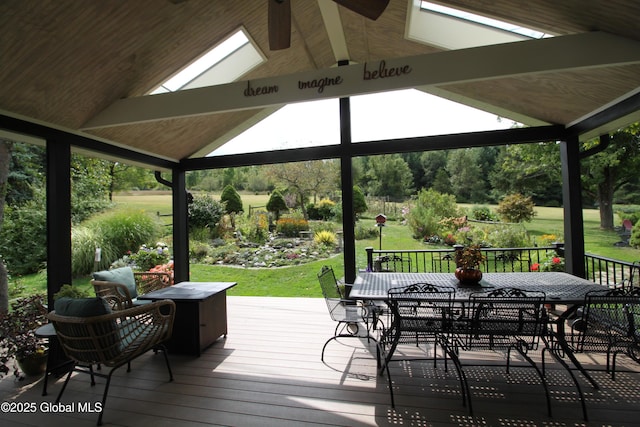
[[306, 203, 321, 220], [236, 210, 269, 243], [87, 209, 159, 258], [129, 243, 170, 271], [0, 201, 47, 275], [406, 189, 460, 240], [188, 195, 225, 235], [630, 224, 640, 248], [470, 206, 499, 221], [485, 224, 530, 248], [220, 185, 243, 214], [354, 223, 379, 240], [330, 202, 342, 222], [189, 240, 212, 262], [71, 226, 119, 276], [353, 185, 367, 219], [310, 221, 336, 234], [496, 193, 536, 223], [276, 214, 309, 237], [316, 198, 336, 220], [314, 230, 337, 247], [70, 209, 159, 276], [266, 190, 288, 220]]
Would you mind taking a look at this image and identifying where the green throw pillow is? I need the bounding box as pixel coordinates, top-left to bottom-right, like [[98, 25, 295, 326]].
[[92, 266, 138, 299], [54, 297, 112, 317]]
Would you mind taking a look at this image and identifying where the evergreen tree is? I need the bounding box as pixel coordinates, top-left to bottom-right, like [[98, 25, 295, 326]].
[[220, 184, 243, 214], [352, 185, 367, 219], [266, 190, 288, 220]]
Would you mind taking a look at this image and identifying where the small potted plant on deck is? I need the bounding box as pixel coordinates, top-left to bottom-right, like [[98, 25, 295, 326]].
[[454, 244, 486, 285], [0, 294, 49, 378]]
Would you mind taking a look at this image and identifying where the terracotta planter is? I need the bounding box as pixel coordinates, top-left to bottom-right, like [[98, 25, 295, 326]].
[[17, 352, 48, 377], [455, 267, 483, 285]]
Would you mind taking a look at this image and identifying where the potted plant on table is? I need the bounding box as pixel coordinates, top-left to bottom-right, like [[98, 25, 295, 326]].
[[454, 244, 486, 285], [0, 294, 49, 378]]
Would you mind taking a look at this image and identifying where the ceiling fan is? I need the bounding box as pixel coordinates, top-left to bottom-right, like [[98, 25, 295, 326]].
[[268, 0, 390, 50]]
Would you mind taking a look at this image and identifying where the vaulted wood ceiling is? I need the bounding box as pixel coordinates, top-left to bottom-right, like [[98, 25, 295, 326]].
[[1, 0, 640, 163]]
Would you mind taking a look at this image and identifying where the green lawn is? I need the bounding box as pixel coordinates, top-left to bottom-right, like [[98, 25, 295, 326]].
[[10, 192, 640, 299]]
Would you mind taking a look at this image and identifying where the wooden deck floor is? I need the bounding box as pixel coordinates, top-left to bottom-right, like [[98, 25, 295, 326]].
[[1, 296, 639, 426]]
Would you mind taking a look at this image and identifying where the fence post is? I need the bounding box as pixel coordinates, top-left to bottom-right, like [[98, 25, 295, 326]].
[[366, 247, 374, 271]]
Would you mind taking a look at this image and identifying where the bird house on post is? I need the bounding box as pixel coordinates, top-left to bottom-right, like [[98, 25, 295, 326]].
[[375, 214, 386, 250]]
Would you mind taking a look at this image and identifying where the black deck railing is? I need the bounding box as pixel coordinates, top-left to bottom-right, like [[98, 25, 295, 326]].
[[365, 245, 639, 288]]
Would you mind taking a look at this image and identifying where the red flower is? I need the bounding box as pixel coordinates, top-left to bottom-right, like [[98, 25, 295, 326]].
[[531, 263, 540, 271], [552, 257, 561, 264]]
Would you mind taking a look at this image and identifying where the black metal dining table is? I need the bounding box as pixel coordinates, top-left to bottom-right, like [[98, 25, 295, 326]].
[[350, 271, 606, 304]]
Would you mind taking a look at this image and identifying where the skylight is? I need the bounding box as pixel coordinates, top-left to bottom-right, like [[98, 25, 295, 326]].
[[408, 1, 552, 50], [150, 28, 265, 95]]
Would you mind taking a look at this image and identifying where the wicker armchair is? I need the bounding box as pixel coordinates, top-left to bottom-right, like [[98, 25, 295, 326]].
[[92, 267, 173, 311], [48, 298, 175, 426]]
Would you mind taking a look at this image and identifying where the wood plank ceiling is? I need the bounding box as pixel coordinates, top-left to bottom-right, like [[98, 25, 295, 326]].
[[1, 0, 639, 162]]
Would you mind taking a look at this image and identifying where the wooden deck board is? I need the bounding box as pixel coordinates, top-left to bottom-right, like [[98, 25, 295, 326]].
[[1, 296, 639, 426]]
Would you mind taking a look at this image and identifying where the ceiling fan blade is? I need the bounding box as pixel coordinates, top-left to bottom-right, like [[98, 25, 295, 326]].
[[268, 0, 291, 50], [332, 0, 390, 20]]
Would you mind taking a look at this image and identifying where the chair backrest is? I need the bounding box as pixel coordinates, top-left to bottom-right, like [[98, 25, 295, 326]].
[[318, 266, 349, 322], [49, 298, 176, 367], [133, 271, 173, 294], [49, 297, 121, 363], [388, 283, 456, 334], [573, 288, 640, 352], [92, 266, 138, 299], [91, 280, 134, 310], [318, 266, 342, 299], [462, 287, 547, 350]]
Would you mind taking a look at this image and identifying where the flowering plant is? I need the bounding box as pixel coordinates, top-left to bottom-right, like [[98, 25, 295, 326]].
[[149, 260, 175, 282], [130, 242, 171, 271], [0, 294, 48, 378], [455, 245, 486, 270], [531, 252, 565, 272]]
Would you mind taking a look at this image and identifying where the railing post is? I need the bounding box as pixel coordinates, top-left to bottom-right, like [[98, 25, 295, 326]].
[[366, 247, 374, 271]]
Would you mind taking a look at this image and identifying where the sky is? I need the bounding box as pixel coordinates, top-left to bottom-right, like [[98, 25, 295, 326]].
[[210, 89, 518, 156]]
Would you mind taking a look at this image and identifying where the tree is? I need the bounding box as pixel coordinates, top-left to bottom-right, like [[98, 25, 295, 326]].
[[581, 125, 640, 229], [489, 143, 562, 206], [266, 190, 288, 220], [366, 154, 414, 201], [420, 151, 448, 189], [0, 139, 11, 313], [265, 160, 337, 219], [446, 149, 486, 203], [352, 185, 367, 220], [220, 185, 243, 214], [496, 193, 536, 223]]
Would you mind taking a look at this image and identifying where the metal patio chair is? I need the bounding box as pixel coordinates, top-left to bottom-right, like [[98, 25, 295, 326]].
[[380, 282, 456, 407], [441, 287, 551, 417], [318, 266, 379, 362], [542, 287, 640, 420]]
